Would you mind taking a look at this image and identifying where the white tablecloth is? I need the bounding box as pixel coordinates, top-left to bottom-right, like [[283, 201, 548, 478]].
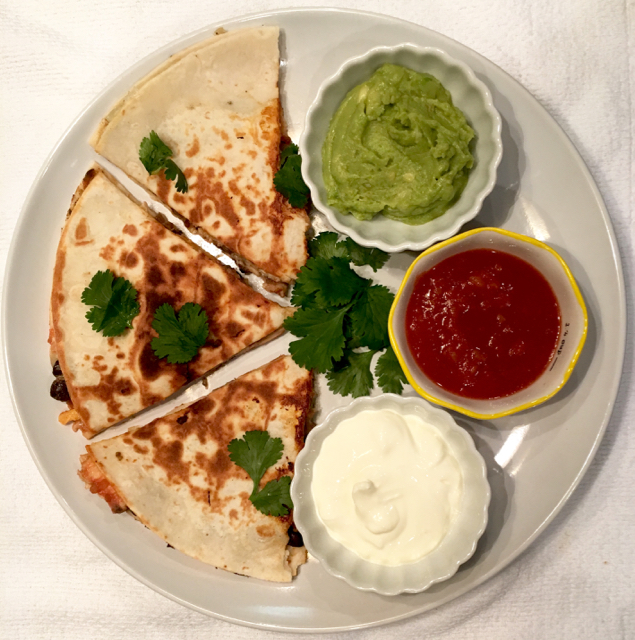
[[1, 1, 633, 638]]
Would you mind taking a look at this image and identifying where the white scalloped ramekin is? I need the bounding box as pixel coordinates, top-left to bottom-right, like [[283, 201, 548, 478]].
[[389, 227, 588, 419], [291, 394, 490, 595], [300, 44, 502, 252]]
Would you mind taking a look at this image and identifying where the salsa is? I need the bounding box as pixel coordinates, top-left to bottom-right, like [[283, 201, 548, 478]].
[[405, 249, 561, 400]]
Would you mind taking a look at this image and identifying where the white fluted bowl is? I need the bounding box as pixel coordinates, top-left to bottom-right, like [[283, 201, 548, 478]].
[[291, 394, 490, 595], [300, 44, 503, 252]]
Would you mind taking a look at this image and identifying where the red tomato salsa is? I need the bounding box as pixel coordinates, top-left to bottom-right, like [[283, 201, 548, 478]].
[[405, 249, 561, 400]]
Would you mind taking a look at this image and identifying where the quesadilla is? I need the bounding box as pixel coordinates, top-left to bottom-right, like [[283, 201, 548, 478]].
[[90, 26, 310, 293], [78, 355, 313, 582], [50, 165, 293, 438]]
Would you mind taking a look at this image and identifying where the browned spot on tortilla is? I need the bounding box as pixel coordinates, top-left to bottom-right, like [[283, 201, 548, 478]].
[[201, 272, 226, 300], [186, 136, 200, 157], [99, 243, 115, 262], [170, 262, 186, 280], [155, 172, 173, 204], [123, 224, 137, 236], [147, 265, 164, 287], [73, 367, 137, 424], [132, 424, 156, 441], [92, 356, 108, 373], [225, 321, 245, 339], [138, 342, 164, 381], [153, 439, 190, 485], [120, 250, 139, 269], [75, 217, 89, 242], [187, 167, 240, 229]]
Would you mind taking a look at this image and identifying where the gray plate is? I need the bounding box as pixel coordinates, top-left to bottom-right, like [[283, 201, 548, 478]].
[[2, 7, 625, 633]]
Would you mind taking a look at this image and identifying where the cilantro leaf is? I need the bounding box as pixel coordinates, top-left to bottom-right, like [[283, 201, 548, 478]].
[[348, 285, 394, 350], [292, 257, 368, 309], [308, 232, 389, 270], [227, 430, 292, 516], [342, 312, 364, 350], [163, 159, 189, 194], [139, 131, 172, 173], [376, 345, 408, 394], [273, 143, 310, 208], [81, 270, 140, 337], [250, 476, 293, 517], [151, 302, 209, 364], [308, 232, 348, 260], [326, 349, 376, 398], [285, 305, 350, 373], [228, 430, 284, 493], [289, 273, 319, 309], [139, 130, 188, 193], [344, 237, 390, 271]]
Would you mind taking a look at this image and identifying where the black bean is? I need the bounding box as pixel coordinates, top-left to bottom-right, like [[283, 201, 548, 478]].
[[52, 361, 63, 376], [287, 525, 304, 548], [50, 377, 70, 403]]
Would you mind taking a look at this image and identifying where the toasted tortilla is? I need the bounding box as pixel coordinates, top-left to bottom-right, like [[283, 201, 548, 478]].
[[51, 166, 293, 438], [90, 26, 309, 291], [79, 355, 312, 582]]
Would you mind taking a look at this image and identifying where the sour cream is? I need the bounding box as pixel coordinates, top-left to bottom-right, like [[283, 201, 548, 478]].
[[311, 408, 463, 566]]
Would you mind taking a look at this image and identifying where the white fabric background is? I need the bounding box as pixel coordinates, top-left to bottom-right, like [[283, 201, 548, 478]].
[[1, 0, 633, 638]]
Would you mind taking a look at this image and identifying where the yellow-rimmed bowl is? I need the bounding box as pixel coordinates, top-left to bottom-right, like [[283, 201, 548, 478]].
[[389, 228, 588, 420]]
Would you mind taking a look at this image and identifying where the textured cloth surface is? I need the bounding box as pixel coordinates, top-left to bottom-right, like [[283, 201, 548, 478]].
[[1, 0, 633, 638]]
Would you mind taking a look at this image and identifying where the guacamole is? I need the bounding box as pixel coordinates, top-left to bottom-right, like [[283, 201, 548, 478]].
[[322, 64, 475, 225]]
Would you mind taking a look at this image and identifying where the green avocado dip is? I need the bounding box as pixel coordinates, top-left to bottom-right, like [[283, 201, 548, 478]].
[[322, 64, 475, 225]]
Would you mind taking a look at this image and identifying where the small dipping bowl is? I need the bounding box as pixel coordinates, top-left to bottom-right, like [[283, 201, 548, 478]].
[[300, 44, 502, 253], [389, 227, 588, 420], [291, 394, 490, 596]]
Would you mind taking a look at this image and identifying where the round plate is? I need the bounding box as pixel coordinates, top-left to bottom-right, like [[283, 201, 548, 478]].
[[2, 7, 625, 633]]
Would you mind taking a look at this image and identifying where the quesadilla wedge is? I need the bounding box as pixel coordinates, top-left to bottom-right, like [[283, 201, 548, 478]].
[[90, 26, 310, 293], [78, 355, 313, 582], [50, 166, 293, 438]]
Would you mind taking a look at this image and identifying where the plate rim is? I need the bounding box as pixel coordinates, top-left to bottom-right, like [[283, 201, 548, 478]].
[[2, 5, 627, 633]]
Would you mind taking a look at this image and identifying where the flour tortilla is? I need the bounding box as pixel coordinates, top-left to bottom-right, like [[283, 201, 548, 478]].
[[79, 355, 312, 582], [90, 26, 309, 291], [50, 166, 293, 438]]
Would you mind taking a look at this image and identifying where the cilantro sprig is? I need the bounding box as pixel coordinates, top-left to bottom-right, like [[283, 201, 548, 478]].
[[139, 130, 189, 193], [273, 143, 310, 208], [151, 302, 209, 364], [228, 430, 293, 517], [308, 231, 390, 272], [284, 233, 407, 397], [81, 270, 140, 337]]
